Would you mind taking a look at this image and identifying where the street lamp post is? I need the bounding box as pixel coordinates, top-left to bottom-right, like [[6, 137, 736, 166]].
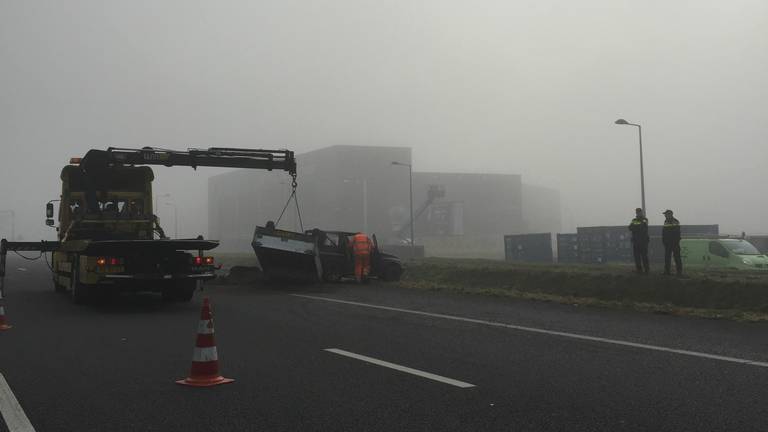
[[342, 178, 369, 233], [154, 193, 171, 216], [615, 119, 646, 215], [0, 210, 14, 241], [391, 161, 414, 256], [164, 202, 178, 238]]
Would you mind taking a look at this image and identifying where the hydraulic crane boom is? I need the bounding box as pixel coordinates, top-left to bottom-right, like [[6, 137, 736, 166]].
[[0, 146, 299, 295], [81, 147, 297, 175]]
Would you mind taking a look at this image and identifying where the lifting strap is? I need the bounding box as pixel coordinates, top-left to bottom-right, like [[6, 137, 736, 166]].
[[275, 172, 304, 232]]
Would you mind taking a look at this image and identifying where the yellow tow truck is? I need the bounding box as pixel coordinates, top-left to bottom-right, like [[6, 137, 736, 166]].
[[1, 147, 296, 303]]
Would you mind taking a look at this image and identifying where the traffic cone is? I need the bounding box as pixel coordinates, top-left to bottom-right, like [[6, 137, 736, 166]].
[[0, 291, 11, 331], [176, 297, 233, 387]]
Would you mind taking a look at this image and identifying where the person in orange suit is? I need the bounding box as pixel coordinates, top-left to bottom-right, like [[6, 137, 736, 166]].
[[349, 232, 373, 283]]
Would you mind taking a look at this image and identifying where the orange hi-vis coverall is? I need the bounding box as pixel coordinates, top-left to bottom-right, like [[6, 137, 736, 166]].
[[350, 233, 373, 282]]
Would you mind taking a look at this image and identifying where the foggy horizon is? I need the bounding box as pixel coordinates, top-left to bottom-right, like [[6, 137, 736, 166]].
[[2, 1, 766, 241]]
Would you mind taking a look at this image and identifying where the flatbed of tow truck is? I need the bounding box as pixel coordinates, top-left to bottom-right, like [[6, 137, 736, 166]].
[[1, 146, 298, 303]]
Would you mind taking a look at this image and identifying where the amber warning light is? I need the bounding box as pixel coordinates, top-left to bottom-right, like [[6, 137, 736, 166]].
[[193, 256, 214, 266], [96, 257, 124, 266]]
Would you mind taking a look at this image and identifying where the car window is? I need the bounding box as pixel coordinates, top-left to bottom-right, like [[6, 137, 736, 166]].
[[708, 241, 729, 258], [722, 240, 761, 255], [324, 233, 339, 247]]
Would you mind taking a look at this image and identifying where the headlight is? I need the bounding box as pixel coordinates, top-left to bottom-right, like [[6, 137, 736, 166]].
[[742, 259, 751, 265]]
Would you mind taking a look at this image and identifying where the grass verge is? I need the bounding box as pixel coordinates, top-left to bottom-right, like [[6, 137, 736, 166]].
[[397, 258, 768, 322]]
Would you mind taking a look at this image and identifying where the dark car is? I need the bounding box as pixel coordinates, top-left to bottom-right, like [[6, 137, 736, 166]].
[[313, 231, 403, 282]]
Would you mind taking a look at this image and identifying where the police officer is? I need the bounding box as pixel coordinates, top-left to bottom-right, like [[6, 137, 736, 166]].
[[662, 209, 683, 275], [628, 208, 650, 273]]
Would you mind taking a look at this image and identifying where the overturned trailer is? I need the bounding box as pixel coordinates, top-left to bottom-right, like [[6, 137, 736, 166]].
[[251, 227, 323, 281], [252, 226, 404, 283]]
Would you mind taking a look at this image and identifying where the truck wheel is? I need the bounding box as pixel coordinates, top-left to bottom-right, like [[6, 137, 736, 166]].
[[175, 281, 196, 302], [382, 264, 402, 282], [176, 287, 195, 302], [53, 276, 66, 293], [161, 286, 176, 302], [163, 281, 196, 302], [70, 266, 90, 304]]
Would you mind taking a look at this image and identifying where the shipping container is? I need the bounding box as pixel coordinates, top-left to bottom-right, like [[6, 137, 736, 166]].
[[504, 233, 554, 263], [556, 233, 579, 263], [574, 225, 719, 264]]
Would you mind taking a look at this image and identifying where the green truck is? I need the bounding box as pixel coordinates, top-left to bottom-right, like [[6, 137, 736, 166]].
[[680, 238, 768, 271]]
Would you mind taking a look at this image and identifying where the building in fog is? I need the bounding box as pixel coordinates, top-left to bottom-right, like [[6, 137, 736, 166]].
[[522, 184, 561, 234], [208, 145, 561, 257]]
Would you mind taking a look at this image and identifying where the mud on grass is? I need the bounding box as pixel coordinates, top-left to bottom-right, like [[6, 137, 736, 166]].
[[398, 258, 768, 322]]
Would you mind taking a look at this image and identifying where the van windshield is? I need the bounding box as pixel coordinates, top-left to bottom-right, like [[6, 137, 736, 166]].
[[722, 240, 761, 255]]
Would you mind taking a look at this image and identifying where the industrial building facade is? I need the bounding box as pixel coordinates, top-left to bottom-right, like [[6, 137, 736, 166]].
[[208, 145, 561, 256]]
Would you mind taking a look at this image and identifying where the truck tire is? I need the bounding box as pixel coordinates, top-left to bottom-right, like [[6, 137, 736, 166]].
[[162, 281, 196, 302], [53, 276, 66, 293], [176, 284, 195, 302], [70, 265, 90, 304]]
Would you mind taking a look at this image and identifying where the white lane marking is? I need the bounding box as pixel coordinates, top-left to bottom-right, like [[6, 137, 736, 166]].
[[293, 294, 768, 369], [324, 348, 475, 388], [0, 373, 36, 432]]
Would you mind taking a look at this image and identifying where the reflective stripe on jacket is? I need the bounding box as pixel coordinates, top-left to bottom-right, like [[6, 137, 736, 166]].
[[351, 234, 372, 255], [662, 218, 681, 244], [628, 217, 649, 243]]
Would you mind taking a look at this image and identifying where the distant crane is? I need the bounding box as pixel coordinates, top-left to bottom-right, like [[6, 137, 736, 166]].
[[396, 185, 446, 242]]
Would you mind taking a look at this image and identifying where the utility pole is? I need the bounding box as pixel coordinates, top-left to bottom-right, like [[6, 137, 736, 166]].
[[362, 178, 368, 233], [0, 211, 14, 241], [615, 119, 646, 215], [391, 161, 415, 257], [164, 202, 178, 238]]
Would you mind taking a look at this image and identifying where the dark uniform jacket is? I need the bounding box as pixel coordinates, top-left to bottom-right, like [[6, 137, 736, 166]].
[[628, 217, 649, 244], [662, 217, 681, 245]]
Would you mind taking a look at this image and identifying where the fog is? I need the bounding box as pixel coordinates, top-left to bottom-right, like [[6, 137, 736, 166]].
[[1, 1, 766, 242]]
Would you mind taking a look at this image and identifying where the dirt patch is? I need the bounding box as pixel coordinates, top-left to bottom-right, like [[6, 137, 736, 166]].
[[216, 265, 265, 285]]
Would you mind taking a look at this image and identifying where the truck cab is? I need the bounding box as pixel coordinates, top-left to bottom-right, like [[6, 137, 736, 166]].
[[50, 162, 218, 303]]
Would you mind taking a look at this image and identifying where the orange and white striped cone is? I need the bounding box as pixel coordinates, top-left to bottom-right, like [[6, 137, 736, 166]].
[[176, 297, 233, 387], [0, 290, 11, 331]]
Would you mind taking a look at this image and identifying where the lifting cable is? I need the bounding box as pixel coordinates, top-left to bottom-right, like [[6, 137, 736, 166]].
[[12, 251, 43, 261], [12, 250, 54, 272], [275, 172, 304, 232]]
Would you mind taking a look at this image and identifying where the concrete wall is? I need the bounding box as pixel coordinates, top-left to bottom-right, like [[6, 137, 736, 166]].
[[297, 145, 412, 238], [522, 183, 562, 234], [208, 145, 561, 256], [209, 145, 411, 251], [412, 172, 524, 238]]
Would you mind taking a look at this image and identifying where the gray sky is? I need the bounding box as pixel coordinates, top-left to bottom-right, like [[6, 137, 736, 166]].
[[1, 0, 766, 240]]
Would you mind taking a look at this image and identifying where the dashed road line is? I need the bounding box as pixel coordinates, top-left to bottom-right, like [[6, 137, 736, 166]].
[[293, 294, 768, 369], [0, 373, 35, 432], [324, 348, 476, 388]]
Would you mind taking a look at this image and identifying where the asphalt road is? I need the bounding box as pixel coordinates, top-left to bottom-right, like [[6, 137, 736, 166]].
[[1, 256, 768, 431]]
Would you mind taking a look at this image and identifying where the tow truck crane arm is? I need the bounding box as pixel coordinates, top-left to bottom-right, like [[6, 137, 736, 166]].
[[83, 147, 296, 175], [0, 147, 298, 292]]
